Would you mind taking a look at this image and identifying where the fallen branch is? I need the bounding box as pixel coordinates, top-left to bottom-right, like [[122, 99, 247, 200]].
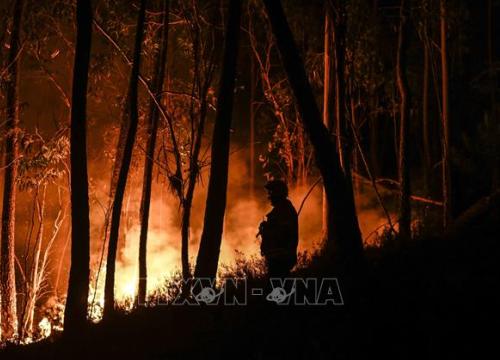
[[352, 172, 443, 207], [445, 189, 500, 238]]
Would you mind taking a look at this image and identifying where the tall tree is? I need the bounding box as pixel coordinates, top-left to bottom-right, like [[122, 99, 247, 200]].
[[396, 0, 411, 241], [330, 0, 358, 239], [1, 0, 24, 341], [174, 4, 219, 282], [64, 0, 92, 335], [249, 56, 256, 198], [104, 0, 146, 319], [322, 0, 334, 242], [421, 0, 432, 197], [22, 185, 46, 339], [262, 0, 363, 261], [137, 0, 170, 305], [440, 0, 452, 228], [194, 0, 242, 279], [488, 0, 499, 189], [331, 0, 348, 172]]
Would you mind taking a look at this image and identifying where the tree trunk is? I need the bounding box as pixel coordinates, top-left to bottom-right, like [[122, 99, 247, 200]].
[[64, 0, 92, 336], [440, 0, 452, 228], [350, 87, 361, 196], [369, 100, 380, 178], [249, 55, 256, 198], [180, 201, 192, 281], [104, 0, 146, 319], [23, 188, 64, 338], [322, 0, 334, 242], [396, 0, 411, 241], [194, 0, 242, 279], [331, 0, 348, 173], [1, 0, 23, 341], [422, 12, 431, 197], [487, 0, 498, 189], [262, 0, 363, 261], [137, 0, 170, 305], [330, 0, 359, 244], [22, 186, 46, 339], [180, 97, 208, 281]]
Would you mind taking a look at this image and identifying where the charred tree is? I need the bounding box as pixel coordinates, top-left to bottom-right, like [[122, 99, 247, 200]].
[[64, 0, 92, 335], [1, 0, 24, 340], [194, 0, 242, 279], [104, 0, 146, 319], [262, 0, 363, 261], [137, 0, 170, 305], [396, 0, 411, 241]]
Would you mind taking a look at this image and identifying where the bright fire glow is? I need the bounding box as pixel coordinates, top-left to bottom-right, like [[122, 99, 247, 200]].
[[29, 154, 395, 341]]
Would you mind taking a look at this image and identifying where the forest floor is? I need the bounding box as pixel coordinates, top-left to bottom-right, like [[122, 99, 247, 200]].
[[1, 218, 498, 360]]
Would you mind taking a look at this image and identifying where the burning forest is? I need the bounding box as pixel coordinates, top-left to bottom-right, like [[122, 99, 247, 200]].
[[0, 0, 499, 359]]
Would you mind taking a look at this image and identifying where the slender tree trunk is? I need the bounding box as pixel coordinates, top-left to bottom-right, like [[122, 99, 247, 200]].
[[295, 120, 307, 187], [350, 87, 361, 196], [180, 98, 208, 281], [440, 0, 452, 227], [422, 8, 432, 197], [249, 55, 256, 198], [175, 11, 217, 282], [137, 0, 170, 305], [180, 202, 192, 281], [55, 225, 71, 297], [31, 194, 46, 330], [104, 0, 146, 319], [332, 0, 359, 234], [18, 188, 37, 340], [0, 16, 6, 69], [322, 0, 334, 242], [100, 102, 131, 258], [396, 0, 411, 241], [262, 0, 363, 261], [24, 188, 64, 338], [99, 67, 135, 279], [64, 0, 92, 336], [194, 0, 242, 279], [331, 0, 348, 172], [1, 0, 24, 341], [323, 0, 359, 250], [22, 186, 46, 339], [369, 100, 380, 178], [487, 0, 499, 189]]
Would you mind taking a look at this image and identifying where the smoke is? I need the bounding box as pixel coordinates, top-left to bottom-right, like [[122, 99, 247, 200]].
[[7, 131, 394, 303], [90, 147, 396, 301]]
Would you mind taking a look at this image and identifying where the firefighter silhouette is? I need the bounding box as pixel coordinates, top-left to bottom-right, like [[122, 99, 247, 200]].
[[257, 179, 298, 278]]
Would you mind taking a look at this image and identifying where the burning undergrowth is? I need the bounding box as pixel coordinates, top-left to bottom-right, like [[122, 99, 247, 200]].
[[6, 146, 397, 346]]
